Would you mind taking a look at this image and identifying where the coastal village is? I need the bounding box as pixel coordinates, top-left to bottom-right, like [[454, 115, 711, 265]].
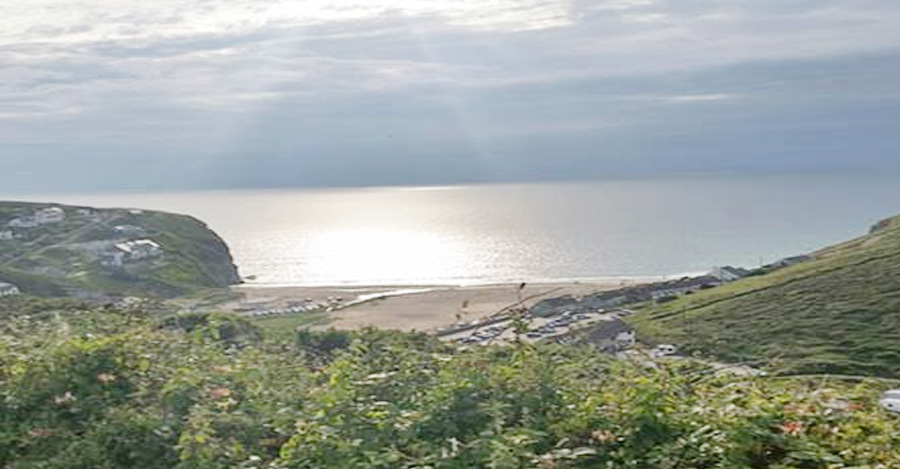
[[434, 257, 809, 356], [0, 204, 167, 297], [1, 202, 814, 367]]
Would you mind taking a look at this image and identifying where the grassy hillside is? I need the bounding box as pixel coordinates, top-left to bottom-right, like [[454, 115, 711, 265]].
[[1, 308, 899, 468], [629, 213, 900, 377], [0, 202, 240, 298]]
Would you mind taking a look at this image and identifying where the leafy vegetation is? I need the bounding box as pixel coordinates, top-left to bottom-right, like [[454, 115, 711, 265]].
[[629, 213, 900, 377], [2, 307, 899, 468]]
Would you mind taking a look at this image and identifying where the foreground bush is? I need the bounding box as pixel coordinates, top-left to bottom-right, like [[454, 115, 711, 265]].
[[1, 311, 898, 468]]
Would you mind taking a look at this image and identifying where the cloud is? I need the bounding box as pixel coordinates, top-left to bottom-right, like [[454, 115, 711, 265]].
[[1, 0, 899, 192], [657, 94, 736, 103]]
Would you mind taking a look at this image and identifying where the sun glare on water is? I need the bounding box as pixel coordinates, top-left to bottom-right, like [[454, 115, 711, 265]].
[[278, 228, 472, 286]]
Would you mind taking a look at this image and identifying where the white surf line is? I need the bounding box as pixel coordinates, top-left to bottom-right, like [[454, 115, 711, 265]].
[[342, 287, 441, 308]]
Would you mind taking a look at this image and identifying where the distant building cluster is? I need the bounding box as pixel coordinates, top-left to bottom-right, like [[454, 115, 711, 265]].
[[531, 265, 761, 318], [6, 207, 66, 229]]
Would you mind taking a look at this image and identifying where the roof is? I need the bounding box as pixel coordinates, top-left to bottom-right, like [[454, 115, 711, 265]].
[[115, 239, 161, 253], [583, 319, 631, 344], [0, 281, 17, 289]]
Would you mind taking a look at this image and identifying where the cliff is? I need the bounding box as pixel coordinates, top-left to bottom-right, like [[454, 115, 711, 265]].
[[0, 201, 240, 298]]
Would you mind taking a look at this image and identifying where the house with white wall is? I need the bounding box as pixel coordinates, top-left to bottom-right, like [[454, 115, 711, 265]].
[[8, 215, 38, 228], [0, 230, 13, 241], [0, 282, 20, 297], [7, 207, 66, 229], [35, 207, 65, 224], [115, 239, 163, 261]]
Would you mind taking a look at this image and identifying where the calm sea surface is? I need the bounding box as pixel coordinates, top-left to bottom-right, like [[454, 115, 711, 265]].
[[14, 176, 900, 286]]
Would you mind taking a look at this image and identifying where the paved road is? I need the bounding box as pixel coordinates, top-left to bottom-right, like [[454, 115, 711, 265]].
[[441, 311, 623, 346]]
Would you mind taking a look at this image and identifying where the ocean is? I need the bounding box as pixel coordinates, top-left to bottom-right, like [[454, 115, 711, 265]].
[[12, 176, 900, 287]]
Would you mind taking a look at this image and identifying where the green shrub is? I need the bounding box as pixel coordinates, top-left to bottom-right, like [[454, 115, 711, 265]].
[[1, 310, 898, 468]]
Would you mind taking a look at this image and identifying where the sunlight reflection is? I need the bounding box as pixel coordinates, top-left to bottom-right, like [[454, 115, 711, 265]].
[[296, 228, 469, 285]]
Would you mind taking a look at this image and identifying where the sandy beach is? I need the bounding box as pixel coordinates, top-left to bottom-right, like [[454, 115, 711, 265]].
[[231, 280, 636, 332]]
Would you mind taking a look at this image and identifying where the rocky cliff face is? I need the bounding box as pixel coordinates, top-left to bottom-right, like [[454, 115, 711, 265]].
[[0, 201, 241, 298]]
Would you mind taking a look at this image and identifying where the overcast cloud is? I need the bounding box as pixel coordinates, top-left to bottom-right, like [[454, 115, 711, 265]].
[[2, 0, 900, 192]]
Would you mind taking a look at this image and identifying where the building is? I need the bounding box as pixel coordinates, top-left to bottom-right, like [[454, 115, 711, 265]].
[[0, 230, 13, 241], [7, 207, 66, 229], [712, 266, 751, 283], [582, 318, 634, 353], [0, 282, 20, 297], [35, 207, 66, 224], [8, 215, 38, 228], [650, 275, 722, 301], [770, 255, 811, 269], [115, 239, 163, 261], [100, 251, 126, 268], [113, 225, 145, 236]]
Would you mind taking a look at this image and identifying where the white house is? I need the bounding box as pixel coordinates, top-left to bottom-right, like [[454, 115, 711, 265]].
[[35, 207, 65, 224], [0, 230, 13, 241], [8, 215, 38, 228], [0, 282, 20, 297], [115, 239, 163, 261], [7, 207, 66, 228]]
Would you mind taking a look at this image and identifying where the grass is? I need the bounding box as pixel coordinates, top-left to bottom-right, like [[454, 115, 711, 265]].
[[254, 311, 333, 338], [0, 202, 239, 298], [628, 213, 900, 378]]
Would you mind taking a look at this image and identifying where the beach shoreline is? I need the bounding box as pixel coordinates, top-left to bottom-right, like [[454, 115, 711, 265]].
[[228, 279, 643, 332]]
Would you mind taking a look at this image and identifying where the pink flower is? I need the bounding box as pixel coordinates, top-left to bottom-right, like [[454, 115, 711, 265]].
[[591, 430, 616, 443], [209, 387, 232, 398], [778, 421, 805, 436], [29, 428, 53, 438]]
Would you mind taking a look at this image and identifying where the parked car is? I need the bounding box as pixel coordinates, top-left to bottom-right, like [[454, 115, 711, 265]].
[[653, 344, 678, 357], [880, 390, 900, 414]]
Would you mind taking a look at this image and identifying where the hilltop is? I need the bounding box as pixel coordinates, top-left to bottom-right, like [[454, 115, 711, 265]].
[[628, 213, 900, 377], [0, 201, 240, 298]]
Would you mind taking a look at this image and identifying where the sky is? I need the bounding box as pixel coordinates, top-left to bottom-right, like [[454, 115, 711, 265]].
[[2, 0, 900, 193]]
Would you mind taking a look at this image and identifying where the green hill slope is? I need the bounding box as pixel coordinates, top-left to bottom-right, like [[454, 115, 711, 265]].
[[629, 214, 900, 377], [0, 202, 240, 298]]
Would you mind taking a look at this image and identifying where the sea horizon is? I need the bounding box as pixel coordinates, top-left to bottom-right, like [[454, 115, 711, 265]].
[[5, 175, 900, 287]]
